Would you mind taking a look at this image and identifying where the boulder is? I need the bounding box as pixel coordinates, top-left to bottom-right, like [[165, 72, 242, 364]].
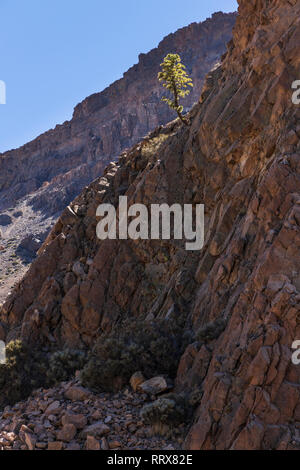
[[45, 401, 61, 416], [48, 441, 63, 451], [57, 424, 77, 443], [139, 377, 173, 395], [81, 422, 110, 438], [86, 435, 101, 450], [61, 413, 87, 430], [64, 386, 91, 402], [24, 432, 36, 451]]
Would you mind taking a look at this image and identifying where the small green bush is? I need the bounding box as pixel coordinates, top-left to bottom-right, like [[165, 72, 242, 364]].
[[47, 349, 88, 384], [0, 340, 48, 407], [142, 393, 186, 423], [158, 53, 193, 125], [0, 342, 88, 409], [141, 388, 203, 437], [81, 318, 192, 392]]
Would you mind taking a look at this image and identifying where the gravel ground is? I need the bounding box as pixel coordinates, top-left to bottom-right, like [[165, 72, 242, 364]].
[[0, 196, 56, 304], [0, 378, 185, 451]]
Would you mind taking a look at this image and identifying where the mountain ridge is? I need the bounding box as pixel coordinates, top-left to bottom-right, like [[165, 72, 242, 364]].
[[0, 11, 236, 304], [1, 0, 299, 451], [0, 12, 236, 211]]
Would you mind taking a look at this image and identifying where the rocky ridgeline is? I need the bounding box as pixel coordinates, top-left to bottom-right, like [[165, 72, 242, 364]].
[[0, 375, 182, 451], [0, 12, 236, 306], [0, 12, 236, 215], [1, 0, 300, 450]]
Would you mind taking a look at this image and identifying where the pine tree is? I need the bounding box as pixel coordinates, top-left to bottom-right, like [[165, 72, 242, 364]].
[[158, 53, 193, 125]]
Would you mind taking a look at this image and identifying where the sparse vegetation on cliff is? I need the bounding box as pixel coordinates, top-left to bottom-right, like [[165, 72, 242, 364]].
[[140, 388, 203, 437], [158, 53, 193, 125], [0, 342, 88, 409], [141, 394, 187, 437], [47, 348, 88, 384], [0, 340, 48, 407], [81, 318, 193, 393]]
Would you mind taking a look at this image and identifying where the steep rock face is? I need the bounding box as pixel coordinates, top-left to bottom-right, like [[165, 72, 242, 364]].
[[0, 12, 236, 305], [0, 12, 236, 215], [1, 0, 300, 450]]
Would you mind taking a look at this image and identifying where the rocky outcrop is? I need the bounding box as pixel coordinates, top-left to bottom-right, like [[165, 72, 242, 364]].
[[0, 11, 236, 306], [0, 378, 180, 450], [1, 0, 300, 450], [0, 12, 236, 215]]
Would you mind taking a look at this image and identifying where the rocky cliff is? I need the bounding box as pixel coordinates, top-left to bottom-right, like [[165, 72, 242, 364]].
[[1, 0, 300, 450], [0, 12, 236, 215], [0, 11, 236, 304]]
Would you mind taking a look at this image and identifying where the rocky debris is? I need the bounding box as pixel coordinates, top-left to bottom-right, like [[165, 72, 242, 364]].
[[48, 441, 63, 451], [61, 412, 87, 429], [0, 379, 181, 451], [57, 423, 77, 442], [86, 435, 101, 450], [24, 430, 36, 450], [64, 386, 90, 402], [81, 422, 110, 438], [0, 200, 55, 304], [45, 401, 61, 416]]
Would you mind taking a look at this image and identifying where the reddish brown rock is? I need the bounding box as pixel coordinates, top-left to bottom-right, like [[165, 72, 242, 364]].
[[24, 432, 36, 451], [48, 441, 64, 451], [0, 380, 179, 451], [57, 424, 77, 443], [86, 435, 101, 450], [61, 413, 87, 430], [0, 0, 300, 452], [45, 401, 61, 416], [64, 386, 90, 402], [82, 422, 110, 438]]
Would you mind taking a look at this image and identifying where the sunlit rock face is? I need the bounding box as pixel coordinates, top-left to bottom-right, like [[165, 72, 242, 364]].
[[0, 11, 236, 306], [0, 12, 236, 216]]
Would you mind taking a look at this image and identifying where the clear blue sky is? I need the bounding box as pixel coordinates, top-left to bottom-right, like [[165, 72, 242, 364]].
[[0, 0, 237, 153]]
